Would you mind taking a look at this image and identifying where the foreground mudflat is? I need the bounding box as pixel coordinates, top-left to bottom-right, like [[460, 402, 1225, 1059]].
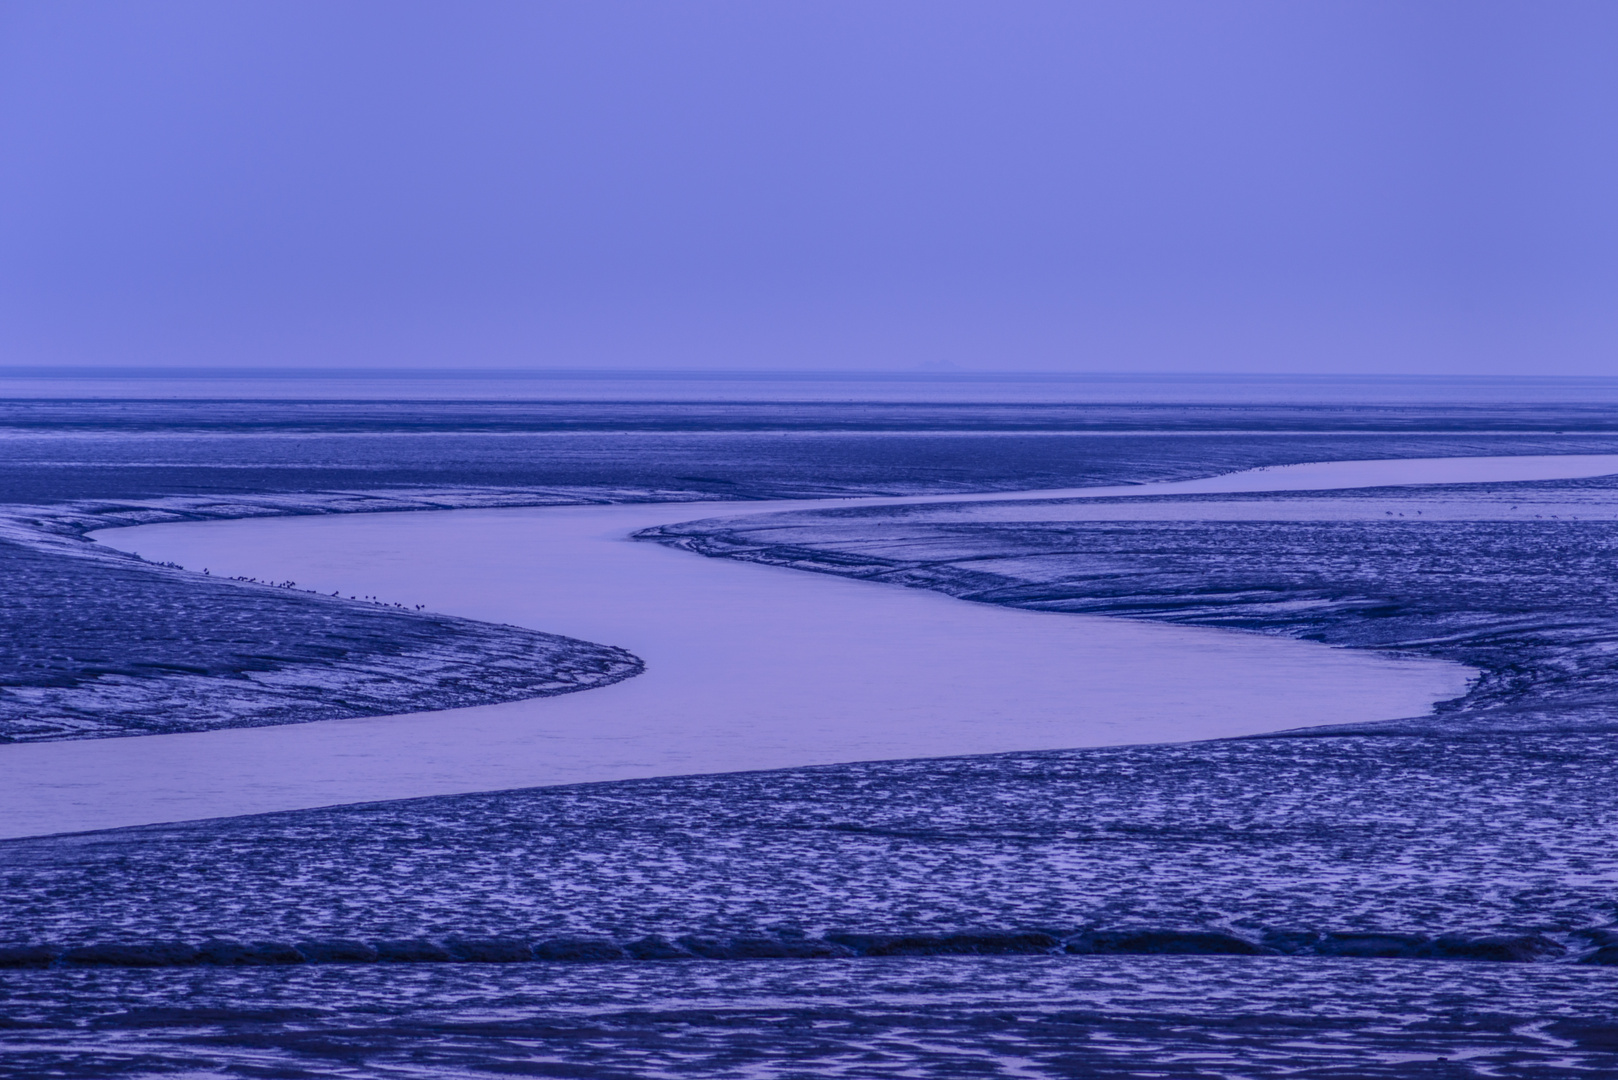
[[6, 732, 1616, 948], [2, 956, 1615, 1079], [8, 724, 1618, 1076]]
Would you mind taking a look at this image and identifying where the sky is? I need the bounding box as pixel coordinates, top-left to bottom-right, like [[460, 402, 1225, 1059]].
[[1, 1, 1615, 376]]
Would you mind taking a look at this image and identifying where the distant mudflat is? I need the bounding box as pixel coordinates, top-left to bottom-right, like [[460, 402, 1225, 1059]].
[[12, 454, 1614, 839]]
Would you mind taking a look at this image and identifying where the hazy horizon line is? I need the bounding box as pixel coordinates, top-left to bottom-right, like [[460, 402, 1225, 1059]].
[[5, 367, 1618, 385]]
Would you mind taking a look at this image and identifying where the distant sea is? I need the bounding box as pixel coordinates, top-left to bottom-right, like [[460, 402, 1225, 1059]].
[[5, 367, 1618, 405]]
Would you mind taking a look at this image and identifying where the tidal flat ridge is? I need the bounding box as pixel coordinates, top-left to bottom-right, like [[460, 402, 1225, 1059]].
[[0, 531, 642, 740]]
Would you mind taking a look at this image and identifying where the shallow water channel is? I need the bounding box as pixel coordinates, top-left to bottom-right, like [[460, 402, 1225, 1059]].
[[15, 454, 1617, 838]]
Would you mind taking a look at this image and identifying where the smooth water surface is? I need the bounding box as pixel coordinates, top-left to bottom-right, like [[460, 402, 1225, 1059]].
[[17, 457, 1595, 837]]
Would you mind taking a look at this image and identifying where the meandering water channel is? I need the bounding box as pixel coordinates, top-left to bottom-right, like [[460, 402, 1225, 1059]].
[[8, 454, 1617, 838]]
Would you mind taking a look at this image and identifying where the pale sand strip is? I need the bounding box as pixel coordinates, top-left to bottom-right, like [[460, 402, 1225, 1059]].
[[6, 454, 1614, 839]]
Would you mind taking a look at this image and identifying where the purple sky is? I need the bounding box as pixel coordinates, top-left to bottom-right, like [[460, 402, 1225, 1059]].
[[2, 1, 1615, 375]]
